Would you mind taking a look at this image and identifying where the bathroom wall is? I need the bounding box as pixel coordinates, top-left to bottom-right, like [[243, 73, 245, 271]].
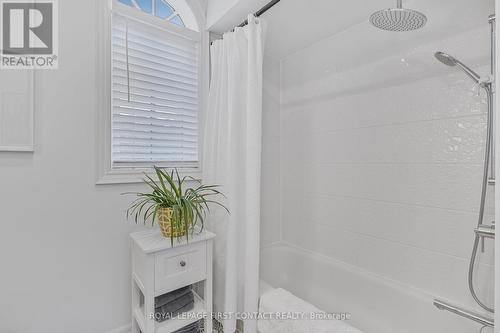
[[279, 22, 495, 316], [261, 56, 282, 248]]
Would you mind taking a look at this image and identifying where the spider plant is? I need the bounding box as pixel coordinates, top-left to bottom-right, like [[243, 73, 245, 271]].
[[125, 166, 228, 244]]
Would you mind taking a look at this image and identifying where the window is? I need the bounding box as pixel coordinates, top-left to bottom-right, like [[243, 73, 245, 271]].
[[99, 0, 204, 183], [118, 0, 186, 27]]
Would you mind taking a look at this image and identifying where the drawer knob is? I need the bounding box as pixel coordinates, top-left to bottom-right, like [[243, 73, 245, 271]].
[[180, 260, 186, 267]]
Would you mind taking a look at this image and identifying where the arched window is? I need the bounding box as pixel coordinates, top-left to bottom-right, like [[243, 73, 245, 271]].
[[116, 0, 199, 31], [107, 0, 202, 174]]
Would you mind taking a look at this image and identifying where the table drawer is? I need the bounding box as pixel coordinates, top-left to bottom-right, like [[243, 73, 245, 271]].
[[154, 241, 207, 295]]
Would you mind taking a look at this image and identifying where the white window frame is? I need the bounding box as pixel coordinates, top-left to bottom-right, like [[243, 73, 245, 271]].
[[95, 0, 209, 184]]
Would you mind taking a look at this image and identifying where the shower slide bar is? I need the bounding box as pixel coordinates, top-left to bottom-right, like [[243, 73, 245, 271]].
[[433, 299, 494, 327]]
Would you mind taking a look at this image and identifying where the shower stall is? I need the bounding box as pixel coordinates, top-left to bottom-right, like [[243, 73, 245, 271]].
[[256, 0, 497, 332]]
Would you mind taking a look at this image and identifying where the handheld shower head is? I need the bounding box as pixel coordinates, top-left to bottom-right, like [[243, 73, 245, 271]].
[[434, 52, 458, 67], [434, 51, 482, 84]]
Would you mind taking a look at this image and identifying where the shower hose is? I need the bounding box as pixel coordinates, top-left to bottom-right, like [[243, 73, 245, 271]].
[[469, 84, 494, 313]]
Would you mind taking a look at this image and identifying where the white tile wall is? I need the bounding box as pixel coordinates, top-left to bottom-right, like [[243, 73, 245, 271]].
[[278, 24, 495, 315], [260, 56, 281, 248]]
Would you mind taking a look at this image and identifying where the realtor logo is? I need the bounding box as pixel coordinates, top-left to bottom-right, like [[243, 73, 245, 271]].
[[1, 0, 58, 69]]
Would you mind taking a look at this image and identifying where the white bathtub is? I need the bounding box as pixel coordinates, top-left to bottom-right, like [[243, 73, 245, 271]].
[[260, 243, 491, 333]]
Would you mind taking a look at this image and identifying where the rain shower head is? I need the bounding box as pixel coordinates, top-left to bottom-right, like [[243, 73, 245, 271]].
[[370, 0, 427, 32], [434, 51, 482, 84]]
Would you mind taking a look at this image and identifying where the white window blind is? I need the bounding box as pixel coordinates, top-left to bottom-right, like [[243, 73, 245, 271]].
[[111, 13, 199, 167]]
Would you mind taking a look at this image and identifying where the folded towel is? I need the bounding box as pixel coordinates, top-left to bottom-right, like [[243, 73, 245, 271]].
[[258, 288, 363, 333], [173, 319, 202, 333], [155, 286, 192, 309], [156, 291, 194, 313], [155, 292, 194, 323], [155, 300, 195, 322]]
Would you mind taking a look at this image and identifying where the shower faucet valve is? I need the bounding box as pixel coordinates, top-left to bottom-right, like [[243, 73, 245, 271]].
[[476, 223, 495, 239], [476, 222, 495, 253]]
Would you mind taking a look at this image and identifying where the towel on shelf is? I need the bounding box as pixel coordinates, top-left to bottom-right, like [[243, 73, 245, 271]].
[[156, 300, 195, 322], [173, 320, 202, 333], [155, 286, 192, 308], [154, 287, 195, 322], [155, 292, 194, 322], [258, 288, 363, 333]]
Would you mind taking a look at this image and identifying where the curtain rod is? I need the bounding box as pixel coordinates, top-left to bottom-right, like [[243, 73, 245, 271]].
[[210, 0, 281, 45], [236, 0, 281, 28]]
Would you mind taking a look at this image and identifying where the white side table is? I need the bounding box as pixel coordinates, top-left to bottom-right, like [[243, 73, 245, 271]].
[[130, 229, 215, 333]]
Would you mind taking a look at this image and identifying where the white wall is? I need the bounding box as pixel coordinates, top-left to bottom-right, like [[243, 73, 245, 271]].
[[260, 56, 281, 248], [279, 21, 495, 326], [0, 1, 205, 333], [206, 0, 270, 32], [206, 0, 239, 28]]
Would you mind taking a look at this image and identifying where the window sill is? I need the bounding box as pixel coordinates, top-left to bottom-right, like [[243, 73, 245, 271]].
[[96, 167, 202, 185]]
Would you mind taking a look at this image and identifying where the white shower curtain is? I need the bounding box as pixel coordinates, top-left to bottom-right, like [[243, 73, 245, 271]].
[[202, 14, 265, 333]]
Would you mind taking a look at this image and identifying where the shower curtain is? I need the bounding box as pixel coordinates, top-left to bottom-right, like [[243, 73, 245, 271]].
[[202, 14, 265, 333]]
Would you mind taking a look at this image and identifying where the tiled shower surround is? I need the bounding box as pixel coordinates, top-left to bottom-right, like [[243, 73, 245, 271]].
[[260, 22, 495, 333]]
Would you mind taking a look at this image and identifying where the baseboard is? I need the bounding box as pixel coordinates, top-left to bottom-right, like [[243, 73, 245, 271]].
[[106, 323, 131, 333]]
